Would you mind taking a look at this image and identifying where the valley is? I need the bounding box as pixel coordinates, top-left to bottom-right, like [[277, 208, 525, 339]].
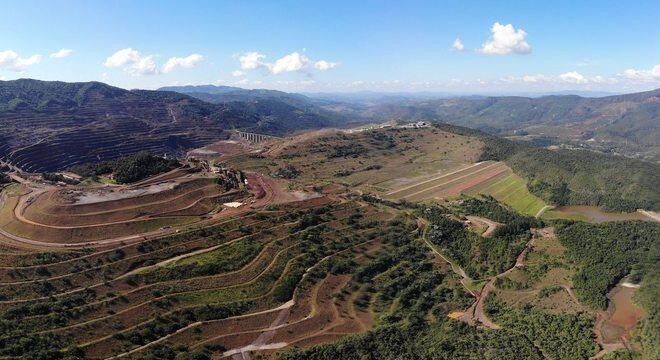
[[0, 120, 657, 359], [1, 2, 659, 358]]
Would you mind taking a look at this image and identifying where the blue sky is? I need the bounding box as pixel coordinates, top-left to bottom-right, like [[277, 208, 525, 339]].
[[1, 0, 659, 93]]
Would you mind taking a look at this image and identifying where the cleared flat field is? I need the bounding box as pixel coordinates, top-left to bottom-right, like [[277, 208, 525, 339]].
[[385, 161, 498, 199]]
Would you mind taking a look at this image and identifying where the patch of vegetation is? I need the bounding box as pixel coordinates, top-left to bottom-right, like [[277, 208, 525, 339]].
[[116, 301, 252, 346], [41, 172, 79, 185], [427, 198, 541, 278], [277, 320, 546, 360], [140, 238, 263, 283], [0, 172, 10, 184], [538, 285, 562, 298], [478, 136, 660, 212], [69, 152, 179, 184], [555, 220, 659, 309], [484, 294, 598, 359], [633, 269, 659, 359], [329, 144, 368, 158], [272, 164, 300, 179]]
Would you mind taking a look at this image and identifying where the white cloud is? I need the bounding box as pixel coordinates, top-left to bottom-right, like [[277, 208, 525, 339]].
[[130, 55, 158, 76], [0, 50, 42, 71], [162, 54, 203, 73], [270, 52, 309, 74], [106, 48, 204, 76], [104, 48, 140, 68], [237, 51, 337, 75], [314, 60, 339, 71], [239, 52, 267, 70], [479, 22, 531, 55], [452, 38, 464, 51], [522, 74, 550, 83], [559, 71, 587, 84], [50, 48, 73, 59], [231, 70, 244, 77], [621, 64, 660, 81], [100, 72, 108, 81]]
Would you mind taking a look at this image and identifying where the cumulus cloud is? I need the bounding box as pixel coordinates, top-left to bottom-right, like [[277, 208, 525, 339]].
[[105, 48, 202, 76], [162, 54, 204, 73], [269, 52, 309, 74], [104, 48, 141, 68], [131, 55, 158, 76], [239, 52, 267, 70], [236, 51, 338, 75], [452, 38, 464, 51], [104, 48, 157, 76], [50, 48, 73, 59], [0, 50, 42, 71], [231, 70, 244, 77], [621, 64, 660, 81], [314, 60, 339, 71], [559, 71, 587, 84], [479, 22, 531, 55], [522, 74, 551, 83]]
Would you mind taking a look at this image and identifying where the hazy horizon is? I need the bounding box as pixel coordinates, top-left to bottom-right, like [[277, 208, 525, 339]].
[[1, 0, 659, 93]]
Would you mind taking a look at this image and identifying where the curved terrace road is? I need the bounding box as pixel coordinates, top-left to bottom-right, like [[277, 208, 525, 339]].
[[0, 172, 281, 249]]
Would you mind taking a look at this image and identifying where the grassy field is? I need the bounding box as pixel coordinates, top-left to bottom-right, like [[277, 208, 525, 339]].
[[464, 170, 547, 216]]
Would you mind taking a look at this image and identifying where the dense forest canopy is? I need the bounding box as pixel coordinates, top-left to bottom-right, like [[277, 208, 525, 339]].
[[555, 220, 659, 309], [476, 133, 660, 212]]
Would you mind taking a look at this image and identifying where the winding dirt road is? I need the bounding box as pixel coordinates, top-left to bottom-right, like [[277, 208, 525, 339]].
[[0, 172, 284, 249], [422, 216, 538, 330], [466, 215, 499, 237]]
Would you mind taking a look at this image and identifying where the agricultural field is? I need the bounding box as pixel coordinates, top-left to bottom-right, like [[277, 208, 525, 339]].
[[463, 170, 548, 217]]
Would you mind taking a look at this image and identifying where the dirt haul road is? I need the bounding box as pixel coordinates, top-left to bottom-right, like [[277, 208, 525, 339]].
[[0, 172, 287, 249]]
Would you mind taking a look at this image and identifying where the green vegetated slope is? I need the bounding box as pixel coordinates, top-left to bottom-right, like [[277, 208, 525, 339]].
[[476, 132, 660, 212], [362, 89, 660, 160], [278, 197, 601, 360], [464, 170, 547, 216], [555, 221, 659, 309], [484, 295, 599, 359], [426, 197, 542, 278], [556, 220, 660, 357]]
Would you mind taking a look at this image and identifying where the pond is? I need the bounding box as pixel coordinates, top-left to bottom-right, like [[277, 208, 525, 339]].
[[598, 281, 646, 344]]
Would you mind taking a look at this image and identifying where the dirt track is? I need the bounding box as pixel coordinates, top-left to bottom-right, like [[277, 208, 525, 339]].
[[466, 216, 499, 237], [0, 172, 288, 249]]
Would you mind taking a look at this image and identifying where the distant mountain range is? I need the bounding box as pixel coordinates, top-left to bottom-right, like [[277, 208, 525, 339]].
[[355, 89, 659, 160], [0, 79, 657, 172], [159, 84, 355, 132]]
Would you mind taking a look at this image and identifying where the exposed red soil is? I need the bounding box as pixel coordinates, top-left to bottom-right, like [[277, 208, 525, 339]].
[[433, 164, 509, 199]]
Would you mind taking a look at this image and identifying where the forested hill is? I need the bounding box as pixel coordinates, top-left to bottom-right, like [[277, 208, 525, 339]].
[[471, 129, 660, 212], [159, 84, 358, 131], [364, 88, 660, 160], [0, 79, 353, 172]]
